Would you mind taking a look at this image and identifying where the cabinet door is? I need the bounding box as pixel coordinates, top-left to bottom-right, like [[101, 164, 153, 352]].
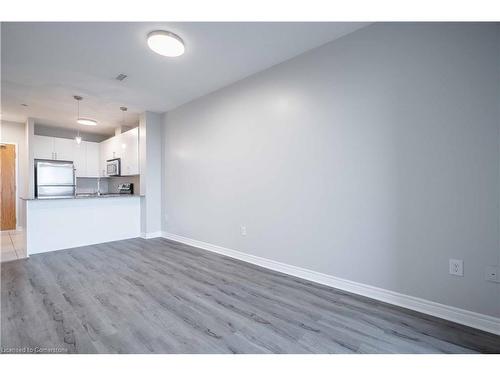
[[109, 135, 122, 160], [53, 137, 75, 161], [73, 142, 86, 177], [33, 135, 55, 160], [85, 141, 100, 177], [121, 128, 139, 175], [99, 138, 110, 176]]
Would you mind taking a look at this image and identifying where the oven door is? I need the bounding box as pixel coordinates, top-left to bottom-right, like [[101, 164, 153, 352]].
[[106, 159, 120, 176]]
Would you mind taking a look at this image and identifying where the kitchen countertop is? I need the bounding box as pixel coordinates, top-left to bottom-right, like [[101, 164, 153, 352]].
[[21, 194, 144, 201]]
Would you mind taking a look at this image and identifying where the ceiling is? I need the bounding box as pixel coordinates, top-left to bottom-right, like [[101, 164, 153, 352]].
[[1, 22, 369, 135]]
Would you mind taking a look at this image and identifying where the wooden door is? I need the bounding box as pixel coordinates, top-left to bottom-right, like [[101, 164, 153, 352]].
[[0, 144, 16, 230]]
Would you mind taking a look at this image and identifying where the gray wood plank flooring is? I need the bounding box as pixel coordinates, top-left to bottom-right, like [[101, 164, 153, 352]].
[[2, 237, 499, 353]]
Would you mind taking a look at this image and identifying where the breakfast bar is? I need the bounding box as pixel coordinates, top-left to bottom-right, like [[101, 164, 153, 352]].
[[21, 195, 142, 255]]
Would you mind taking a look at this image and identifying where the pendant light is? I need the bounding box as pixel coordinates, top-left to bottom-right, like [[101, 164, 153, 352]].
[[74, 96, 83, 144], [73, 95, 97, 126], [120, 106, 127, 149], [75, 131, 82, 145]]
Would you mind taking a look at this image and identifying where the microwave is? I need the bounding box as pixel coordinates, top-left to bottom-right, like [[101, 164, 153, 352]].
[[106, 158, 121, 176]]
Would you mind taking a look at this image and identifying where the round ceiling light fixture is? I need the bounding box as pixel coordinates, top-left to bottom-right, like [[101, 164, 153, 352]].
[[76, 118, 98, 126], [74, 95, 98, 126], [147, 30, 185, 57]]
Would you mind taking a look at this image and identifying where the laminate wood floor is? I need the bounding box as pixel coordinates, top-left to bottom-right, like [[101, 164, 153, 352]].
[[1, 237, 499, 353]]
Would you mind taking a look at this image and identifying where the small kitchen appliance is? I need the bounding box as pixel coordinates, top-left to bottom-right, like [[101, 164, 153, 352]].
[[106, 158, 121, 176], [118, 183, 134, 194]]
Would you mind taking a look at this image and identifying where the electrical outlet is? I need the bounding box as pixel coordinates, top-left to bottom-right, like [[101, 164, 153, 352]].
[[485, 266, 500, 283], [240, 225, 247, 236], [449, 259, 463, 276]]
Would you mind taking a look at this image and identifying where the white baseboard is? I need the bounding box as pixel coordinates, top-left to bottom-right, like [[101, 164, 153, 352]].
[[161, 231, 500, 336], [141, 231, 163, 239]]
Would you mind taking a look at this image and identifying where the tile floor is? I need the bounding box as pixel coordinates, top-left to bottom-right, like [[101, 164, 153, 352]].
[[1, 230, 25, 262]]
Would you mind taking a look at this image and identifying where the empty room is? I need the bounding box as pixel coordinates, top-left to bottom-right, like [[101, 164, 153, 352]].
[[1, 2, 500, 369]]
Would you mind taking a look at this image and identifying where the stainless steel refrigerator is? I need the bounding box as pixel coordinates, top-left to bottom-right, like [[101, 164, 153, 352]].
[[35, 160, 76, 199]]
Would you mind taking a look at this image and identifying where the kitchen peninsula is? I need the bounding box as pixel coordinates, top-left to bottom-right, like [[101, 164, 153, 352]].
[[19, 123, 146, 255], [21, 194, 142, 254]]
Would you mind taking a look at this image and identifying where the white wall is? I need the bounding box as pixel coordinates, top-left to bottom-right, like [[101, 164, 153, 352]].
[[162, 23, 500, 318], [0, 120, 28, 227], [25, 118, 35, 199], [139, 111, 163, 236]]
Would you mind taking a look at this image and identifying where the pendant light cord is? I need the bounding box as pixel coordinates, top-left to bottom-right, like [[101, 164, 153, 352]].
[[77, 100, 80, 137], [76, 97, 80, 138]]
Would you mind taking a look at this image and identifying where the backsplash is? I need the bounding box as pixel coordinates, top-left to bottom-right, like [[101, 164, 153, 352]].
[[76, 178, 109, 194], [107, 176, 140, 194], [76, 175, 140, 195]]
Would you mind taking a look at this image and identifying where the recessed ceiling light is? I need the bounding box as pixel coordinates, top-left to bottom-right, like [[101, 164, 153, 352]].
[[77, 118, 98, 126], [147, 30, 185, 57]]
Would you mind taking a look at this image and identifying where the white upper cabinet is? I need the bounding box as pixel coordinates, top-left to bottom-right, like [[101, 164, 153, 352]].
[[99, 138, 112, 176], [33, 135, 55, 160], [99, 127, 139, 176], [110, 136, 122, 160], [73, 142, 86, 177], [120, 128, 139, 176], [53, 137, 76, 161], [33, 135, 101, 177], [33, 128, 139, 178], [84, 141, 100, 177]]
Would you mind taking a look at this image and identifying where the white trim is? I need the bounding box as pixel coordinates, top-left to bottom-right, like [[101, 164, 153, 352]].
[[141, 231, 163, 239], [161, 231, 500, 336]]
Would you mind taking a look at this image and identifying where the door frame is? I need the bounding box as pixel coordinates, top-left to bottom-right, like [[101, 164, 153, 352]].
[[0, 141, 19, 231]]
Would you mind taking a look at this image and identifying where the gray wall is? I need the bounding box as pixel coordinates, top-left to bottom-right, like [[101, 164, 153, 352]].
[[34, 124, 109, 142], [162, 23, 500, 317]]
